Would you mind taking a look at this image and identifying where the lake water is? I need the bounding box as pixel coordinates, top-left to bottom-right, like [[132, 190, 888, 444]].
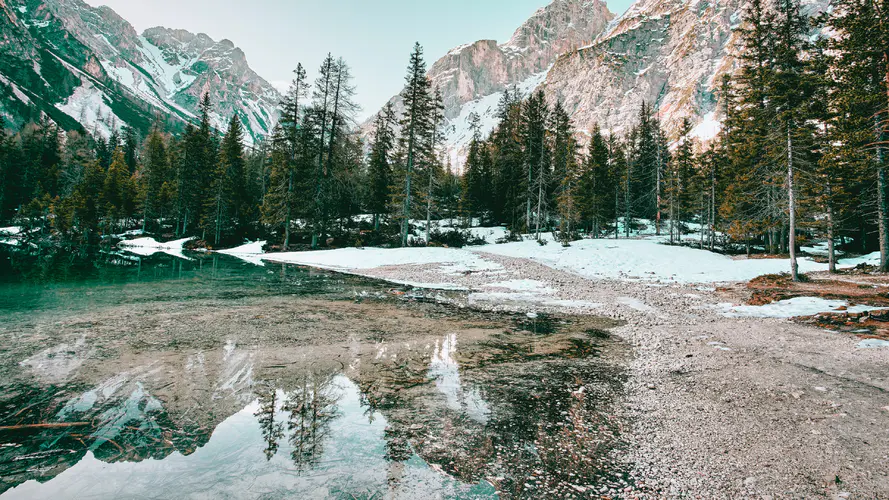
[[0, 247, 628, 499]]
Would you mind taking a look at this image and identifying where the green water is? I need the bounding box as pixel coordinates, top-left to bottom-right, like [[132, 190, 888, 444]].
[[0, 247, 628, 499]]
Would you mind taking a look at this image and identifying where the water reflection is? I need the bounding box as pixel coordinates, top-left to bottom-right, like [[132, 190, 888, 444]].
[[0, 326, 625, 499], [0, 249, 626, 498]]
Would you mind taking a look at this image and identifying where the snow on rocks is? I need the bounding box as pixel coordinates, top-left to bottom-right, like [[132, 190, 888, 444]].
[[0, 226, 22, 246], [721, 297, 889, 319]]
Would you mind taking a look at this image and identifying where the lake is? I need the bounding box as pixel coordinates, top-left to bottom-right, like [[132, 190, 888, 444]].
[[0, 247, 629, 499]]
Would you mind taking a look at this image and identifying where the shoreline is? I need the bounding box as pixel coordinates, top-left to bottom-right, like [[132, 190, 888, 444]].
[[263, 248, 889, 498]]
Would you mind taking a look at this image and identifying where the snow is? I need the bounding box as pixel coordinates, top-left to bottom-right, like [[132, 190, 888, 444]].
[[264, 247, 503, 275], [56, 80, 123, 139], [836, 252, 881, 267], [136, 36, 198, 99], [256, 226, 889, 289], [858, 339, 889, 349], [486, 279, 555, 293], [119, 237, 193, 260], [479, 237, 834, 284], [218, 241, 266, 266], [0, 226, 22, 246], [721, 297, 889, 319], [444, 69, 549, 171], [691, 112, 722, 141]]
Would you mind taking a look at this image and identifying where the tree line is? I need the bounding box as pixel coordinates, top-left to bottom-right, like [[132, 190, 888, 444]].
[[0, 0, 887, 279], [458, 0, 888, 280]]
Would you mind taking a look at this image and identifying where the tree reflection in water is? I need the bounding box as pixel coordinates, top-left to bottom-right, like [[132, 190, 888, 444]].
[[283, 369, 341, 471]]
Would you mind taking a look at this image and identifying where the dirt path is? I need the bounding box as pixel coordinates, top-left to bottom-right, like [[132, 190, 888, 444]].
[[334, 252, 889, 498]]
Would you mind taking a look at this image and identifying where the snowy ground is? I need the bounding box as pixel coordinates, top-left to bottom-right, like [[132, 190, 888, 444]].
[[721, 296, 889, 319], [228, 232, 879, 287]]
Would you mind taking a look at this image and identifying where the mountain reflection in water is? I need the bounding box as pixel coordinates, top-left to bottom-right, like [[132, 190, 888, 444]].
[[0, 250, 627, 498], [1, 328, 626, 499]]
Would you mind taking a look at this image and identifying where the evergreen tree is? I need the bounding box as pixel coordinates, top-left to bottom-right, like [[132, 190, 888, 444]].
[[395, 43, 434, 246], [578, 124, 615, 237], [829, 0, 889, 270], [207, 115, 247, 246], [521, 90, 549, 237], [102, 149, 135, 234], [368, 103, 397, 231], [262, 64, 310, 249], [141, 127, 169, 234]]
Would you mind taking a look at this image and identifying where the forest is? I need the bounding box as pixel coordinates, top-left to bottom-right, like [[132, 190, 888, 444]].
[[0, 0, 887, 283]]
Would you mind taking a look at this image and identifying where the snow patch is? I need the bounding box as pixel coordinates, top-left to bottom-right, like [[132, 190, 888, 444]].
[[857, 339, 889, 349], [218, 241, 266, 266], [722, 297, 889, 319], [56, 80, 123, 139]]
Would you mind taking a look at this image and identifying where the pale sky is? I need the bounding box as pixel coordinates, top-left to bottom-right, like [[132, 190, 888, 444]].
[[83, 0, 634, 120]]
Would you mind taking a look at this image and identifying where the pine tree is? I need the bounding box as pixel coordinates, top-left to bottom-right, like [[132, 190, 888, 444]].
[[396, 43, 434, 247], [829, 0, 889, 270], [768, 0, 814, 280], [668, 118, 696, 245], [490, 86, 524, 229], [207, 115, 246, 246], [368, 103, 397, 231], [462, 112, 486, 225], [102, 149, 135, 234], [579, 124, 616, 237], [521, 90, 549, 237], [263, 64, 310, 249], [423, 88, 446, 243], [140, 126, 168, 234]]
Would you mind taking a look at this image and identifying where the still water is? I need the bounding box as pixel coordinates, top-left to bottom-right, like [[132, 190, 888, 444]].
[[0, 248, 627, 499]]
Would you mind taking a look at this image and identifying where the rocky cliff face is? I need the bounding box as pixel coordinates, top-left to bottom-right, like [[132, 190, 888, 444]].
[[364, 0, 614, 168], [542, 0, 831, 141], [0, 0, 280, 143]]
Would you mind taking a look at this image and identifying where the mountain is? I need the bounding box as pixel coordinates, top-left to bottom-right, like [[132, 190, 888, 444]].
[[0, 0, 280, 144], [363, 0, 614, 168], [543, 0, 831, 141]]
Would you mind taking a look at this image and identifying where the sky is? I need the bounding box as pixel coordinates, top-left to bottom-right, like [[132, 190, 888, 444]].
[[83, 0, 635, 121]]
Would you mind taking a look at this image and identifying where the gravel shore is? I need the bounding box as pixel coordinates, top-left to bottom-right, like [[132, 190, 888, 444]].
[[322, 250, 889, 499]]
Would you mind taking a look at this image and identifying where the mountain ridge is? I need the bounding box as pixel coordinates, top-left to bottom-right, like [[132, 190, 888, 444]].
[[0, 0, 280, 143]]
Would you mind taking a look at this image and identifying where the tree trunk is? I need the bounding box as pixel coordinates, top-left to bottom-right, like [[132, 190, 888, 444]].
[[284, 170, 293, 250], [827, 208, 836, 274], [787, 127, 799, 282], [535, 166, 544, 240], [656, 142, 662, 236], [614, 187, 619, 240], [878, 115, 889, 272]]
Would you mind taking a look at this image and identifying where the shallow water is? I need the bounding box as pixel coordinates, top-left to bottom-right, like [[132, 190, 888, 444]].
[[0, 248, 627, 499]]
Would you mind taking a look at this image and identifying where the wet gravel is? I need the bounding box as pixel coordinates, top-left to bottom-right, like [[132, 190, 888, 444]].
[[343, 251, 889, 499]]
